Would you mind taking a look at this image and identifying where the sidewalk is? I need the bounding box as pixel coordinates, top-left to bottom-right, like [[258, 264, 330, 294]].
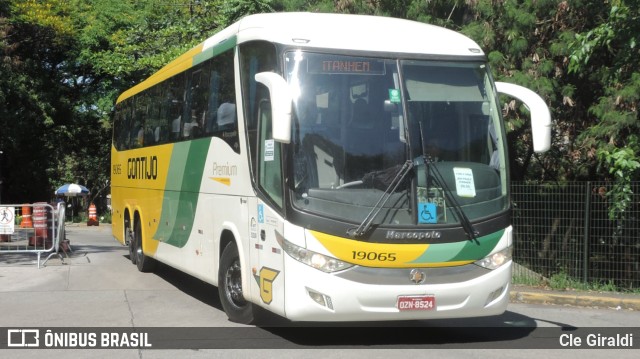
[[510, 284, 640, 311]]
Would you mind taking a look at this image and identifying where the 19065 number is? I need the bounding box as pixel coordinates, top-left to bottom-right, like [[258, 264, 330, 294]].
[[352, 251, 397, 261]]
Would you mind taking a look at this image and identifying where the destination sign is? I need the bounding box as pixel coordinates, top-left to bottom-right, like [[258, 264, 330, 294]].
[[307, 55, 385, 75]]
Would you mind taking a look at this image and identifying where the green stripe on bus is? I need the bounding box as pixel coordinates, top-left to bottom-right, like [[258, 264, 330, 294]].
[[409, 229, 504, 264], [193, 36, 237, 66], [153, 143, 189, 244], [155, 139, 212, 248], [447, 229, 503, 262]]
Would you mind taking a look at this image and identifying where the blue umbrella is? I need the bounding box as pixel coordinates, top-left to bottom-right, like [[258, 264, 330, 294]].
[[55, 184, 90, 223], [55, 183, 90, 197]]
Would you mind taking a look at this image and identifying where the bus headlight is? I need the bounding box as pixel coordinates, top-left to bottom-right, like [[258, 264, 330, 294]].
[[474, 246, 512, 270], [277, 235, 353, 273]]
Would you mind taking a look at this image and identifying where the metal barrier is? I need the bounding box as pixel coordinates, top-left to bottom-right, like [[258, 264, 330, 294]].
[[0, 202, 66, 268], [512, 181, 640, 291]]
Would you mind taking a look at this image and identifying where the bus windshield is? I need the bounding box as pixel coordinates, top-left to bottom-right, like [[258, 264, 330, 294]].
[[286, 51, 507, 227]]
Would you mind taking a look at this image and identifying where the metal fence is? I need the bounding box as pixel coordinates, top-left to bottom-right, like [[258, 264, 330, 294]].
[[0, 203, 66, 268], [511, 181, 640, 291]]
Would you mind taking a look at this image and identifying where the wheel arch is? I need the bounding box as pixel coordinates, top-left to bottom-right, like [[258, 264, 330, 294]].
[[217, 223, 252, 301]]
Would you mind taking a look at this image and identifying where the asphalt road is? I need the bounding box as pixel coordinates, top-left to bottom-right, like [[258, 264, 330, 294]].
[[0, 224, 638, 358]]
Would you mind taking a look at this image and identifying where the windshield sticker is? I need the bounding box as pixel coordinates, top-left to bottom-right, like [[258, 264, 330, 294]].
[[417, 187, 446, 223], [453, 167, 476, 198], [417, 203, 437, 224], [264, 139, 275, 161], [388, 89, 401, 103]]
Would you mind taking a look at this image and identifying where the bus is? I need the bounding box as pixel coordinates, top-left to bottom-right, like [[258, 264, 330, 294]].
[[111, 12, 551, 323]]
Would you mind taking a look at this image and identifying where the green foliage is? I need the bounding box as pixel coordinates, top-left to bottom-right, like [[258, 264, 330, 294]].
[[12, 0, 74, 39], [511, 273, 542, 287], [513, 267, 631, 293], [597, 137, 640, 220], [547, 271, 621, 293], [0, 0, 286, 205], [566, 1, 640, 221], [220, 0, 274, 25], [568, 4, 634, 74]]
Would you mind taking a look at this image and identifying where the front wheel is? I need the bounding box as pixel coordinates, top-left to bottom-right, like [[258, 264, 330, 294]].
[[218, 241, 255, 324]]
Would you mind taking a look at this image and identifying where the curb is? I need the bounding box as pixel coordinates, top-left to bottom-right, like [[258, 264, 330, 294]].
[[510, 287, 640, 311]]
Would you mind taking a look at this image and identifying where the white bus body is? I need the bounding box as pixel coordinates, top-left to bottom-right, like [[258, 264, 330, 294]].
[[111, 13, 550, 323]]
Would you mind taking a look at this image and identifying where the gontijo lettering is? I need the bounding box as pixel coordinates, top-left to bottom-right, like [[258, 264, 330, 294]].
[[127, 156, 158, 180]]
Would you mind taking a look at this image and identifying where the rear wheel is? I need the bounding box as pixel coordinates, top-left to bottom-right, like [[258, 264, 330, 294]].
[[134, 219, 156, 272], [218, 241, 255, 324], [126, 220, 136, 264]]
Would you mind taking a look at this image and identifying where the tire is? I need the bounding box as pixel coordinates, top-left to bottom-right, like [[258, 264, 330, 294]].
[[126, 222, 136, 265], [218, 241, 255, 324], [134, 219, 156, 273]]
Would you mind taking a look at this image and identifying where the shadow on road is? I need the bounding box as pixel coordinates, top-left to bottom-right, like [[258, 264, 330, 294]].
[[141, 259, 224, 311], [132, 258, 581, 348], [259, 311, 542, 347]]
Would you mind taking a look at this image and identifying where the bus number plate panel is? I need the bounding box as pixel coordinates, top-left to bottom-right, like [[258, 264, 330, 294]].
[[396, 295, 436, 311]]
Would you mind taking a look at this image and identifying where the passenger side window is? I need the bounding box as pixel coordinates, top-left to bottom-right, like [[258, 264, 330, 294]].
[[257, 99, 283, 208], [239, 41, 278, 196]]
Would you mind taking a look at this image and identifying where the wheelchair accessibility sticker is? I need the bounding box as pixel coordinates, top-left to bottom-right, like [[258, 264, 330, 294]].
[[257, 204, 264, 224], [418, 203, 437, 224]]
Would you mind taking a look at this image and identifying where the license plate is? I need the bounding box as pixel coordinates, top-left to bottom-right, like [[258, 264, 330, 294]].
[[397, 295, 436, 311]]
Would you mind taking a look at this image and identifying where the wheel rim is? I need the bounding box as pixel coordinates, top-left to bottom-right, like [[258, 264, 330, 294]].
[[126, 226, 136, 263], [136, 245, 143, 263], [224, 259, 246, 308], [134, 224, 143, 264]]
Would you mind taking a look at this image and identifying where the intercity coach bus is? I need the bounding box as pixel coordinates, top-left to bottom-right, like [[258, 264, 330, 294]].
[[111, 12, 551, 323]]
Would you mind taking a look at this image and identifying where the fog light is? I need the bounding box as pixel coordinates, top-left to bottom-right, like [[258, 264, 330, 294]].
[[485, 286, 505, 306], [307, 288, 333, 310]]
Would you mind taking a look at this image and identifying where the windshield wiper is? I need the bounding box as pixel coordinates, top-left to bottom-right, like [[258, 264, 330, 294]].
[[347, 160, 413, 238], [418, 123, 479, 243]]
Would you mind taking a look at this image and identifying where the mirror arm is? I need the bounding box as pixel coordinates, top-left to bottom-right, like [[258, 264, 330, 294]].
[[255, 72, 292, 143], [495, 81, 551, 153]]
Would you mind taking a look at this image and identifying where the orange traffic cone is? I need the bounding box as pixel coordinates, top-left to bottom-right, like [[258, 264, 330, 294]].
[[21, 204, 33, 228], [30, 202, 49, 247], [87, 203, 99, 226]]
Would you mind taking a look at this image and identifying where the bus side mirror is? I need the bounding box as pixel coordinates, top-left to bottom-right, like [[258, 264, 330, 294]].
[[255, 72, 292, 144], [495, 82, 551, 153]]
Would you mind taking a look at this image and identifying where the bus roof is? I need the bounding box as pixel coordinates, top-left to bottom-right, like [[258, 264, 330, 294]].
[[233, 12, 483, 56], [117, 12, 484, 103]]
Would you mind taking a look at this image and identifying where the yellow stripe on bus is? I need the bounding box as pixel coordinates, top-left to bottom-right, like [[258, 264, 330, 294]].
[[308, 230, 476, 268], [309, 230, 428, 268]]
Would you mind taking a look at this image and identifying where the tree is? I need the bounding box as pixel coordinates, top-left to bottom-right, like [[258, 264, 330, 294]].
[[1, 0, 275, 207], [0, 0, 75, 203], [220, 0, 274, 26], [568, 1, 640, 220]]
